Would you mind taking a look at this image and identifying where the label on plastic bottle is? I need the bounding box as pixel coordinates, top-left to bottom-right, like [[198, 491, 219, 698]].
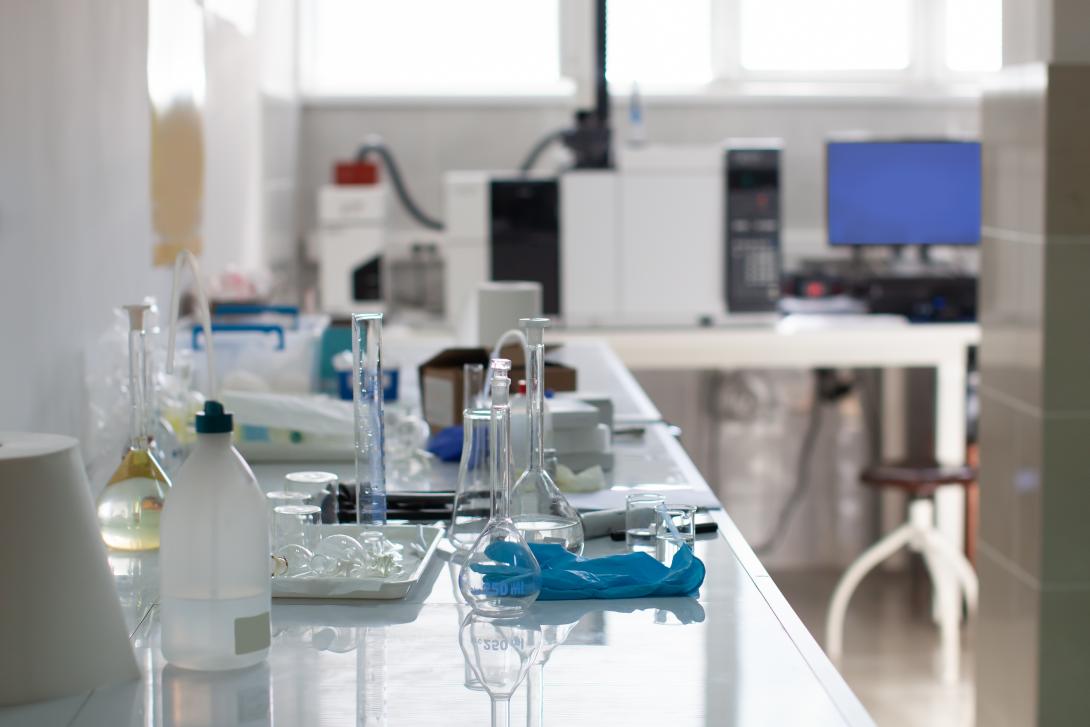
[[234, 611, 271, 655]]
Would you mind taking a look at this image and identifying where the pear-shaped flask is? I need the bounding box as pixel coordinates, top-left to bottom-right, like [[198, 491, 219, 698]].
[[458, 359, 542, 615], [509, 318, 584, 554], [96, 304, 172, 551]]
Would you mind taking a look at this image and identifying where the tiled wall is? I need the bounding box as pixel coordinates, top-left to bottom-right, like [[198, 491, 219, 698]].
[[977, 43, 1090, 726]]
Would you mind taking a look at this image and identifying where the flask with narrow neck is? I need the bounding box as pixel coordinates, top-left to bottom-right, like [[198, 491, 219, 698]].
[[450, 364, 491, 551], [96, 304, 172, 551], [509, 318, 584, 554], [458, 359, 542, 615]]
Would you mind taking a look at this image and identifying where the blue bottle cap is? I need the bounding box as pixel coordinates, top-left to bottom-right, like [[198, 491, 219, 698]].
[[195, 400, 234, 434]]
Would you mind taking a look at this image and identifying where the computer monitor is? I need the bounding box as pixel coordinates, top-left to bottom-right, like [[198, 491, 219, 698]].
[[826, 140, 981, 247]]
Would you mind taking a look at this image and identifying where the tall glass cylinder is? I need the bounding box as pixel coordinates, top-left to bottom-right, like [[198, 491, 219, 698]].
[[352, 313, 386, 525], [509, 318, 584, 553], [463, 362, 485, 412]]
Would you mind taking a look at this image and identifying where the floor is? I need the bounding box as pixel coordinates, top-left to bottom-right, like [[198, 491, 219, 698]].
[[771, 568, 975, 727]]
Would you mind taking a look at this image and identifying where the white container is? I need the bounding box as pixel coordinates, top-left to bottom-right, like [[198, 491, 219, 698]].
[[160, 401, 271, 671], [318, 184, 387, 224]]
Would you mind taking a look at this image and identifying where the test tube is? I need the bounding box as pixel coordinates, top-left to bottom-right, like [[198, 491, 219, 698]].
[[352, 313, 386, 525]]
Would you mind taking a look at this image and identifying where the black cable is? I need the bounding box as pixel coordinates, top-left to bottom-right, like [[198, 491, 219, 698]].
[[355, 139, 444, 231], [754, 372, 824, 555], [519, 128, 570, 173]]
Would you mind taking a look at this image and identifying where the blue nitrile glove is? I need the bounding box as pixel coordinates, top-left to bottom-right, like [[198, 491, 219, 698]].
[[465, 541, 543, 601], [426, 425, 463, 462], [527, 543, 706, 600]]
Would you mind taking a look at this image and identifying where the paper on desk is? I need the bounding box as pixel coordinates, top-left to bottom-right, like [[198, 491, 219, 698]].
[[569, 482, 721, 511]]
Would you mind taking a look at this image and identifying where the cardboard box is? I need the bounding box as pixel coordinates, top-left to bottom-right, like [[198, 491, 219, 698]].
[[419, 346, 577, 431]]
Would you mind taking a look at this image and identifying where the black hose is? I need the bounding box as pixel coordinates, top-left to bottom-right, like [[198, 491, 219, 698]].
[[355, 140, 444, 231], [754, 373, 824, 555], [519, 128, 569, 173]]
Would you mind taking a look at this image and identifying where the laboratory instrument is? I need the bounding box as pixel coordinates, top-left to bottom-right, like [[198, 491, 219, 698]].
[[96, 304, 172, 551], [725, 142, 783, 312], [353, 312, 387, 525], [160, 250, 270, 671], [0, 432, 140, 705], [625, 493, 666, 551], [458, 359, 542, 615], [443, 139, 784, 326], [450, 407, 492, 551], [655, 504, 698, 564], [273, 503, 322, 552], [309, 533, 366, 576], [509, 319, 584, 554], [459, 613, 542, 727]]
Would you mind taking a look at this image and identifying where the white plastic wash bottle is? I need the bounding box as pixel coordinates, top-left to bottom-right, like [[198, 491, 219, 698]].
[[160, 400, 271, 670]]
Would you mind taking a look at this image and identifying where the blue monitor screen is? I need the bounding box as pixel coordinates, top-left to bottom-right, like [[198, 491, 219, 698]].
[[827, 141, 981, 246]]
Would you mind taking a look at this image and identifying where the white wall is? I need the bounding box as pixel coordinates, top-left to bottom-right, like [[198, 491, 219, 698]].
[[0, 0, 298, 438], [0, 0, 174, 437], [298, 96, 980, 264]]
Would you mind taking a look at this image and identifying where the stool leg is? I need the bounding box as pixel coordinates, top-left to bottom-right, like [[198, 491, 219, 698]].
[[826, 522, 915, 662], [919, 539, 961, 684], [923, 528, 979, 614]]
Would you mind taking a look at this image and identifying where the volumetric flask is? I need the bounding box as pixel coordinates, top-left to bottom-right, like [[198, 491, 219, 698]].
[[458, 360, 542, 615], [509, 318, 584, 554]]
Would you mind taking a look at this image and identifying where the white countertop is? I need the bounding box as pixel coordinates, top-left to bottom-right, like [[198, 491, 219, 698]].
[[0, 340, 875, 727]]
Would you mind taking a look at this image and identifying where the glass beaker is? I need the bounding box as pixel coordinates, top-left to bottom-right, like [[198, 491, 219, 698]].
[[509, 318, 584, 554], [458, 359, 542, 615], [97, 304, 172, 551], [352, 313, 386, 525], [450, 407, 492, 551]]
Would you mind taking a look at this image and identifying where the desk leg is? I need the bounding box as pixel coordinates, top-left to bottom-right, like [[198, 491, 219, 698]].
[[934, 353, 969, 631], [934, 354, 968, 551]]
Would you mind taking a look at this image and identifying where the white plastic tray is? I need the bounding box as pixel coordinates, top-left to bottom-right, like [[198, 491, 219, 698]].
[[272, 524, 443, 600]]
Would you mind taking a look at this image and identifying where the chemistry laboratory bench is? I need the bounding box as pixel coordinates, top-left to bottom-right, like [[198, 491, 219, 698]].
[[0, 339, 882, 727]]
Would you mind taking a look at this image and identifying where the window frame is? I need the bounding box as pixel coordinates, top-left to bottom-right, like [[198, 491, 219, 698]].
[[297, 0, 999, 104]]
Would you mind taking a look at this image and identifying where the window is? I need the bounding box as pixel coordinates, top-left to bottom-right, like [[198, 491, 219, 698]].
[[945, 0, 1003, 72], [739, 0, 912, 72], [299, 0, 1003, 98], [299, 0, 563, 96], [606, 0, 713, 86]]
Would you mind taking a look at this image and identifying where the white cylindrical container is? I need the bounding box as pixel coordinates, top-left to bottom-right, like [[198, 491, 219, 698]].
[[160, 401, 271, 671], [476, 281, 542, 348]]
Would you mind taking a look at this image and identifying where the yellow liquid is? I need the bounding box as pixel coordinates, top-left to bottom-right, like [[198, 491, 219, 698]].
[[96, 448, 170, 551]]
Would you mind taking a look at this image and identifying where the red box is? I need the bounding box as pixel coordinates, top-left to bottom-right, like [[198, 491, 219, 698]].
[[334, 161, 379, 186]]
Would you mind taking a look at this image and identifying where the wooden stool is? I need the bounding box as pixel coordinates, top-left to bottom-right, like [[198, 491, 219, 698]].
[[825, 462, 979, 684]]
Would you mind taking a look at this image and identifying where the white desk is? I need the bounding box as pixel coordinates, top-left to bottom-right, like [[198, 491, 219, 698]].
[[554, 320, 981, 563], [0, 341, 874, 726]]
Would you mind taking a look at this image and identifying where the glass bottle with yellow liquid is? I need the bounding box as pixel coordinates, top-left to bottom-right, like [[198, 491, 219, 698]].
[[96, 304, 172, 551]]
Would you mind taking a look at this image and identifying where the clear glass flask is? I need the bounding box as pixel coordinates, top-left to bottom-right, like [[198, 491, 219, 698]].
[[450, 408, 492, 551], [459, 612, 541, 727], [509, 318, 584, 553], [450, 363, 492, 550], [458, 359, 542, 615], [352, 313, 386, 525], [97, 304, 172, 551]]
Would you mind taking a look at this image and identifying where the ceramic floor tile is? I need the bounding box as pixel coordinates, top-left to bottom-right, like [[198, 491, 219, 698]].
[[772, 568, 974, 727]]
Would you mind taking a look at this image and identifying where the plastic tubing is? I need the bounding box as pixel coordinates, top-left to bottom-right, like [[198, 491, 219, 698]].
[[165, 250, 218, 399]]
